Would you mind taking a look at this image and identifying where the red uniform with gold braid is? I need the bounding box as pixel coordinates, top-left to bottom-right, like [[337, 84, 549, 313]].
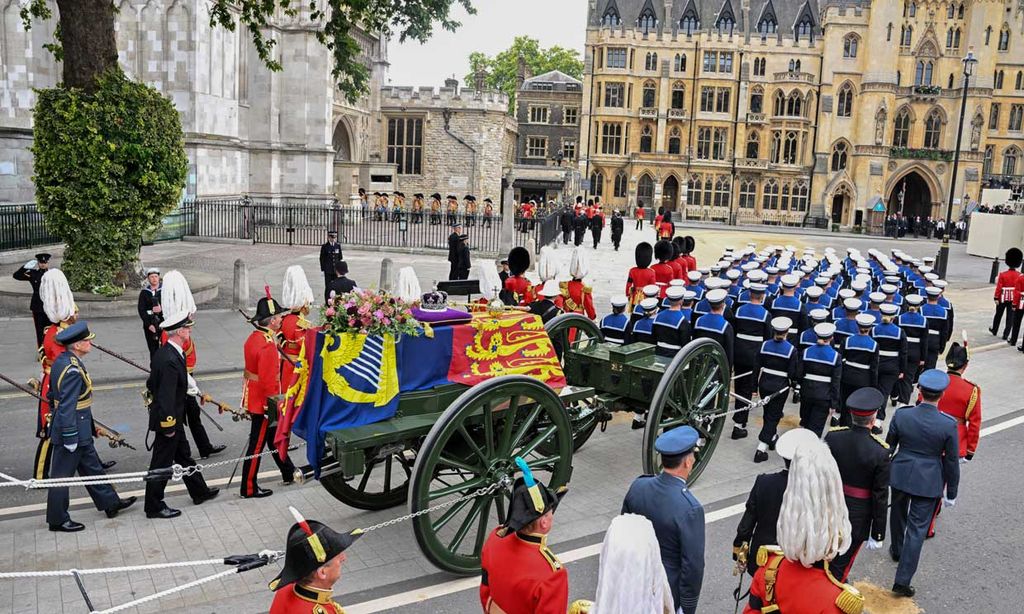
[[480, 528, 568, 614], [270, 583, 346, 614], [627, 242, 657, 307], [939, 371, 981, 458], [281, 309, 312, 390], [504, 247, 535, 306], [33, 320, 70, 479], [504, 275, 534, 306], [651, 240, 676, 296], [242, 327, 281, 417], [743, 546, 863, 614], [556, 280, 596, 319]]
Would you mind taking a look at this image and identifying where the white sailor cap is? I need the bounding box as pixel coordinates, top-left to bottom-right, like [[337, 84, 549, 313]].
[[919, 265, 934, 274], [741, 262, 759, 272], [809, 308, 830, 321], [765, 266, 780, 275], [804, 286, 824, 298], [780, 274, 800, 288], [682, 290, 698, 301], [880, 283, 898, 294], [800, 265, 814, 275], [666, 286, 686, 301], [710, 264, 723, 273], [906, 294, 925, 305], [814, 322, 836, 338], [868, 292, 886, 304], [145, 267, 161, 276], [851, 280, 868, 292], [838, 288, 856, 300], [880, 303, 900, 316], [924, 273, 939, 281], [687, 270, 702, 282], [611, 295, 629, 308], [641, 297, 660, 312], [925, 286, 942, 296], [855, 313, 876, 327], [771, 316, 793, 333], [699, 268, 711, 276], [749, 270, 768, 282], [749, 283, 768, 294], [706, 288, 728, 304], [725, 269, 741, 280], [669, 279, 686, 287], [814, 276, 830, 286], [934, 279, 948, 289], [843, 298, 863, 311], [643, 284, 660, 297], [923, 256, 935, 264]]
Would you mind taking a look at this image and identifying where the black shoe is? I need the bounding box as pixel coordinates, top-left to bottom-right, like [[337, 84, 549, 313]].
[[753, 450, 769, 463], [241, 487, 273, 499], [192, 488, 220, 505], [105, 496, 137, 518], [830, 417, 840, 427], [871, 425, 884, 435], [989, 327, 997, 335], [631, 419, 646, 431], [892, 584, 915, 598], [768, 436, 778, 451], [890, 548, 900, 562], [147, 507, 182, 519], [891, 397, 898, 407], [100, 460, 117, 470], [200, 444, 227, 459], [731, 426, 748, 440], [49, 520, 85, 532]]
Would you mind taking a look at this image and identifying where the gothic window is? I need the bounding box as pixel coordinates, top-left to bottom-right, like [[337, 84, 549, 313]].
[[680, 12, 699, 35], [763, 179, 779, 209], [688, 174, 702, 207], [718, 15, 735, 35], [746, 132, 760, 158], [606, 48, 628, 68], [887, 23, 893, 42], [954, 28, 961, 49], [948, 73, 954, 88], [995, 70, 1004, 89], [758, 18, 777, 34], [947, 3, 954, 18], [642, 81, 657, 107], [602, 6, 622, 26], [998, 26, 1010, 51], [1010, 105, 1024, 131], [957, 4, 964, 18], [990, 103, 1001, 130], [783, 131, 798, 164], [640, 124, 654, 153], [714, 176, 731, 208], [770, 131, 781, 163], [1004, 147, 1021, 175], [786, 92, 802, 117], [614, 171, 628, 197], [915, 60, 933, 85], [793, 181, 809, 211], [387, 117, 423, 175], [985, 26, 992, 46], [674, 53, 687, 72], [713, 127, 728, 160], [837, 83, 853, 117], [601, 123, 624, 154], [901, 25, 913, 47], [795, 18, 814, 42], [1017, 71, 1023, 90], [750, 87, 763, 113], [908, 2, 916, 17], [946, 28, 954, 48], [831, 141, 848, 171], [984, 145, 994, 175], [719, 52, 734, 73], [604, 82, 625, 106], [671, 82, 686, 109], [697, 127, 712, 159], [843, 34, 859, 58], [669, 127, 682, 154], [637, 174, 655, 206], [893, 108, 911, 147], [753, 57, 766, 76], [638, 8, 658, 33], [773, 90, 785, 116], [645, 52, 659, 71], [780, 183, 791, 210], [739, 180, 757, 208], [591, 172, 605, 197]]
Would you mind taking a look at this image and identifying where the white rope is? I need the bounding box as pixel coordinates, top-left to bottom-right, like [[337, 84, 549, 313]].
[[92, 568, 239, 614], [0, 558, 227, 579]]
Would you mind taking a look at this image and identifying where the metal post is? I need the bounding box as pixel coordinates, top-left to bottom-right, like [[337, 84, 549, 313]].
[[937, 49, 976, 278]]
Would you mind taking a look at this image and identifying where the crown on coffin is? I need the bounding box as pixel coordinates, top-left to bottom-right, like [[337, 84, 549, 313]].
[[420, 289, 449, 311]]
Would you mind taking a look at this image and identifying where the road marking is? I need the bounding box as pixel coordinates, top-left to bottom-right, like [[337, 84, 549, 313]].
[[0, 372, 241, 400], [346, 415, 1022, 613]]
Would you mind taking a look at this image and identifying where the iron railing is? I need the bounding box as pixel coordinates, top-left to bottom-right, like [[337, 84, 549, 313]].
[[0, 203, 59, 251]]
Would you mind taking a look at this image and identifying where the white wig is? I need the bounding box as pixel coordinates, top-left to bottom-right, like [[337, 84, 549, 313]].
[[777, 438, 852, 567], [591, 514, 674, 614], [40, 269, 75, 324], [396, 267, 422, 302], [569, 246, 589, 280], [472, 261, 504, 299], [537, 245, 558, 283], [282, 265, 315, 309], [160, 270, 197, 319]]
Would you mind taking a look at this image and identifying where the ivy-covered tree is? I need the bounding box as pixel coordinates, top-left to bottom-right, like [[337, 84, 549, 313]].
[[21, 0, 474, 291], [465, 36, 584, 110]]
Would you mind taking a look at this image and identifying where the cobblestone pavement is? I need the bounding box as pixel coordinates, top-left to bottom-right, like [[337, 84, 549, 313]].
[[0, 223, 1011, 613]]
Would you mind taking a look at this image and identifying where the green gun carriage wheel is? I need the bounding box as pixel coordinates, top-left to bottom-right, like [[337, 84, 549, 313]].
[[641, 338, 730, 484], [319, 444, 415, 511], [409, 376, 574, 575], [544, 314, 603, 452]]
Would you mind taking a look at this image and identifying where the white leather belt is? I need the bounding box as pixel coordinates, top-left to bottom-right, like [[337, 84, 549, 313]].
[[879, 350, 900, 357], [761, 367, 789, 378], [788, 328, 798, 334], [929, 330, 940, 335], [907, 337, 920, 343], [737, 333, 763, 342], [657, 342, 682, 350], [607, 337, 624, 344], [804, 373, 832, 382], [845, 361, 870, 369]]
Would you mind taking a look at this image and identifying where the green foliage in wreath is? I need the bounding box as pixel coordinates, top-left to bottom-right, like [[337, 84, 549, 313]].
[[32, 69, 188, 291]]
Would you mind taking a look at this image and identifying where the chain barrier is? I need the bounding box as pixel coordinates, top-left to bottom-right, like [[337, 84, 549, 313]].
[[357, 475, 512, 534], [0, 443, 306, 490]]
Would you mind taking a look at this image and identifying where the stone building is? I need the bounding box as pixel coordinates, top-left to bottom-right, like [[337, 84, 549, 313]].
[[581, 0, 1024, 228], [512, 70, 585, 204], [0, 1, 388, 203], [377, 79, 517, 204]]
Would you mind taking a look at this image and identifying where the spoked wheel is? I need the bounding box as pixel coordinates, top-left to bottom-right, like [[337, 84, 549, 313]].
[[642, 338, 730, 484], [410, 376, 574, 575], [319, 444, 416, 511], [544, 313, 603, 366]]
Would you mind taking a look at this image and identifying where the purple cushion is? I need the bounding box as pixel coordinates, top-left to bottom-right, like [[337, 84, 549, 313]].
[[411, 307, 472, 325]]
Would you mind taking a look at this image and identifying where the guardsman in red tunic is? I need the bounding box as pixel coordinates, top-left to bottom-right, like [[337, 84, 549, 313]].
[[744, 437, 864, 614], [925, 340, 980, 537], [280, 265, 316, 393], [990, 247, 1021, 338], [651, 240, 676, 296], [240, 290, 296, 498], [480, 459, 569, 614], [626, 242, 657, 307], [269, 506, 362, 614], [557, 247, 597, 319], [34, 269, 78, 480], [681, 236, 698, 273], [502, 247, 535, 306]]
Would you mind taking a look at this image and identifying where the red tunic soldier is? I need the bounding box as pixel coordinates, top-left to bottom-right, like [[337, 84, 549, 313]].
[[991, 247, 1021, 338], [557, 248, 597, 319], [626, 242, 657, 307], [280, 265, 316, 392], [681, 236, 698, 273], [480, 461, 569, 614], [503, 247, 535, 306], [745, 546, 863, 614], [34, 270, 77, 480], [651, 240, 676, 295]]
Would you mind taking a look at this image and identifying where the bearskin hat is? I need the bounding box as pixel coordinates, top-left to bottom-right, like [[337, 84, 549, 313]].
[[508, 246, 531, 276], [1006, 247, 1023, 269], [635, 242, 654, 268], [684, 235, 696, 254], [654, 240, 674, 263]]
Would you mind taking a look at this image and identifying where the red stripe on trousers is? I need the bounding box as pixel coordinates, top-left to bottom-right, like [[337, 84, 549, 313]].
[[244, 418, 267, 495]]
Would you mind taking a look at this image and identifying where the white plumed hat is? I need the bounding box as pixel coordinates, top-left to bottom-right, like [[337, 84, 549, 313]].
[[569, 247, 589, 280], [396, 267, 421, 302], [40, 269, 75, 324], [160, 270, 197, 320], [537, 245, 558, 283], [282, 265, 315, 310], [472, 261, 504, 298]]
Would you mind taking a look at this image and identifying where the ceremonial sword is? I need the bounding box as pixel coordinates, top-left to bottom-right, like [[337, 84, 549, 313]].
[[0, 370, 136, 450]]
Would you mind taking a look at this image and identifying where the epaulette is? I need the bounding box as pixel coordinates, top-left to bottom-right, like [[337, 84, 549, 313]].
[[825, 563, 865, 614], [829, 426, 849, 432], [871, 434, 890, 449], [539, 544, 563, 572], [583, 284, 592, 294], [755, 544, 784, 567], [69, 356, 80, 367]]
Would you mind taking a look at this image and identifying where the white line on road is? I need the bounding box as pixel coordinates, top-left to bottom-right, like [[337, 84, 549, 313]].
[[346, 414, 1023, 613]]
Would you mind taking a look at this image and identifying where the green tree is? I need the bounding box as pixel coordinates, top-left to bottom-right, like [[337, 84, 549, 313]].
[[464, 36, 584, 110], [20, 0, 473, 290]]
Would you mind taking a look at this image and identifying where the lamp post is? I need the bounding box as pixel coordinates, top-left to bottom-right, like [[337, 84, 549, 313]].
[[937, 47, 977, 278]]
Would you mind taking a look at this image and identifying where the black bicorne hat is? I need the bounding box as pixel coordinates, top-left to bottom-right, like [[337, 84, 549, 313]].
[[654, 240, 674, 263], [269, 507, 362, 591], [1006, 248, 1023, 269], [635, 242, 654, 268], [252, 286, 285, 322], [502, 459, 568, 534], [508, 246, 531, 276], [945, 341, 969, 369]]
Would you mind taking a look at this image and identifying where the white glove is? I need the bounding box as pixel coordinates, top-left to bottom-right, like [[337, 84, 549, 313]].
[[186, 374, 200, 397], [64, 442, 78, 453], [866, 538, 883, 550], [942, 497, 956, 508], [24, 259, 37, 269]]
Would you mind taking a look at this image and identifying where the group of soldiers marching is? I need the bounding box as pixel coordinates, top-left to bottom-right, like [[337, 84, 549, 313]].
[[362, 191, 495, 226]]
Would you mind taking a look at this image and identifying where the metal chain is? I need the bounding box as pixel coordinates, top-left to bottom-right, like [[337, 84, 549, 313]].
[[174, 442, 307, 480], [357, 475, 512, 534]]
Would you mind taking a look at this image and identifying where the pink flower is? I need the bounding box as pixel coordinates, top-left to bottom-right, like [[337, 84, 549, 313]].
[[348, 317, 357, 326], [325, 307, 336, 317], [381, 317, 391, 325], [373, 309, 384, 319]]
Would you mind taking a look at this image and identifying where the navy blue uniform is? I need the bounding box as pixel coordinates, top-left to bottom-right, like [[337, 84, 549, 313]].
[[768, 295, 803, 344], [795, 344, 842, 436], [733, 304, 771, 426], [628, 314, 657, 345], [887, 402, 960, 587], [839, 334, 879, 424], [653, 309, 691, 357], [693, 312, 734, 368], [756, 339, 797, 445], [834, 317, 859, 347], [872, 322, 908, 417], [920, 303, 949, 369], [733, 470, 788, 576], [599, 312, 629, 345], [622, 473, 705, 614], [896, 311, 927, 402]]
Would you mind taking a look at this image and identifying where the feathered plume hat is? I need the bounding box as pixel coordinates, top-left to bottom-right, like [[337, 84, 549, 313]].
[[268, 506, 362, 591], [40, 269, 76, 325], [281, 265, 315, 311], [160, 270, 197, 331], [396, 267, 422, 302]]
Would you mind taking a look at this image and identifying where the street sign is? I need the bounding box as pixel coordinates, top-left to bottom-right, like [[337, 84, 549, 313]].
[[581, 179, 591, 191]]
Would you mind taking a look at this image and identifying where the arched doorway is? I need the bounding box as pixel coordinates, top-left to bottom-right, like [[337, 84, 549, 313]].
[[663, 176, 679, 211], [830, 184, 853, 226], [888, 171, 932, 219], [637, 174, 655, 209], [332, 120, 353, 161]]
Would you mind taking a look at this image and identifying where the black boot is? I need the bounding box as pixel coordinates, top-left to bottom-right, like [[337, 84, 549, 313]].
[[731, 425, 748, 440]]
